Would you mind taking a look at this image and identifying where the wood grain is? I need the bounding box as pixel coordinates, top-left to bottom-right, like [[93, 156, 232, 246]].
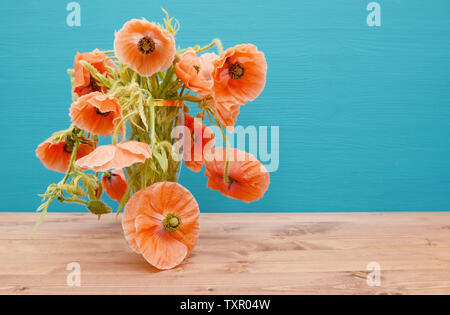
[[0, 212, 449, 295]]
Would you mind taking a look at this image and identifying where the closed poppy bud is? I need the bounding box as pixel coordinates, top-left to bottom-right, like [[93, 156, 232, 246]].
[[102, 169, 128, 203], [87, 200, 112, 216]]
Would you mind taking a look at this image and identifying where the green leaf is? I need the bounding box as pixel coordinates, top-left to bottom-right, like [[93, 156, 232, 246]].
[[153, 149, 168, 172], [87, 201, 112, 216], [137, 97, 149, 131]]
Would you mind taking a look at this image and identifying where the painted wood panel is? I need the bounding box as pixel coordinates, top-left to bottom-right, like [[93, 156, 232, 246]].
[[0, 0, 449, 212]]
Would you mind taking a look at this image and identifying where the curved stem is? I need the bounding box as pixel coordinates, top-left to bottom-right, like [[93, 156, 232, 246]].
[[61, 139, 80, 184], [113, 111, 137, 144], [197, 38, 224, 55], [59, 198, 89, 206], [207, 108, 231, 184], [116, 180, 131, 216]]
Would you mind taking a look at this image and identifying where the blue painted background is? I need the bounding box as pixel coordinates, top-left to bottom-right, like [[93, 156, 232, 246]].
[[0, 0, 449, 212]]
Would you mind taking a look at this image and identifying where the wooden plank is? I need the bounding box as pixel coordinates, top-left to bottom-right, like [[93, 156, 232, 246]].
[[0, 212, 449, 295]]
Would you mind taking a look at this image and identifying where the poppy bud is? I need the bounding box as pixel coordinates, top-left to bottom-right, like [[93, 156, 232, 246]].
[[87, 200, 112, 216]]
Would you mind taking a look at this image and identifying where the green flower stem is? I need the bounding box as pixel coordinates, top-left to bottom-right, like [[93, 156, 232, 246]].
[[159, 66, 175, 96], [179, 84, 186, 96], [116, 180, 131, 217], [79, 60, 112, 88], [197, 38, 224, 54], [61, 138, 80, 185], [206, 108, 232, 185], [150, 102, 156, 146], [151, 75, 160, 97], [59, 198, 89, 206], [113, 111, 137, 145]]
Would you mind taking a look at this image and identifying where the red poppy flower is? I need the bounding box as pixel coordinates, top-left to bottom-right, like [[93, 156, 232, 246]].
[[36, 137, 94, 173], [69, 92, 122, 137], [76, 141, 152, 172], [73, 49, 116, 97], [114, 19, 176, 77], [211, 44, 267, 106], [204, 147, 270, 203], [122, 182, 200, 270], [183, 114, 215, 172], [175, 48, 217, 97], [102, 169, 128, 203]]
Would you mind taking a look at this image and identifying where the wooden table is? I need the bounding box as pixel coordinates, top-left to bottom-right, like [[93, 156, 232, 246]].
[[0, 212, 449, 295]]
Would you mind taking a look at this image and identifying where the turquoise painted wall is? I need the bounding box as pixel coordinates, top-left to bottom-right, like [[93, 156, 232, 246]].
[[0, 0, 449, 212]]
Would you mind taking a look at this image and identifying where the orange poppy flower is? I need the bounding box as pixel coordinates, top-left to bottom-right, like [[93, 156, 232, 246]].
[[204, 148, 270, 203], [73, 49, 116, 97], [175, 48, 217, 97], [122, 182, 200, 270], [76, 141, 152, 172], [199, 52, 217, 82], [114, 19, 176, 77], [102, 169, 128, 203], [69, 92, 122, 137], [183, 114, 215, 172], [209, 99, 241, 128], [211, 44, 267, 106], [36, 137, 94, 173]]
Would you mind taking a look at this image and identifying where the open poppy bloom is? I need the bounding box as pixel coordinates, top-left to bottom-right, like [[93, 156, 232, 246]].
[[114, 19, 176, 77], [69, 92, 122, 137], [183, 114, 215, 172], [175, 48, 217, 97], [122, 182, 200, 270], [102, 169, 128, 203], [211, 44, 267, 106], [73, 49, 116, 97], [204, 147, 270, 203], [76, 141, 152, 172], [36, 137, 94, 173]]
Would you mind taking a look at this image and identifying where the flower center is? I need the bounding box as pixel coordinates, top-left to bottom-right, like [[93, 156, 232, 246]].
[[138, 37, 156, 55], [225, 177, 235, 189], [89, 77, 101, 91], [193, 65, 200, 74], [95, 107, 111, 117], [162, 213, 182, 232], [228, 62, 245, 80], [63, 143, 73, 154]]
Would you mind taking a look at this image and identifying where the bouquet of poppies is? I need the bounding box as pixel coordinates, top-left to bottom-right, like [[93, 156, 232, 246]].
[[35, 11, 270, 270]]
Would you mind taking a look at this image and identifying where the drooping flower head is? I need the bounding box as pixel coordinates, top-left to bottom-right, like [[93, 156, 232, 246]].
[[175, 48, 217, 97], [69, 92, 122, 137], [209, 99, 241, 128], [36, 137, 94, 173], [76, 141, 152, 172], [212, 44, 267, 106], [102, 169, 128, 203], [183, 114, 215, 172], [204, 148, 270, 203], [114, 19, 176, 77], [122, 182, 200, 270], [73, 49, 116, 97]]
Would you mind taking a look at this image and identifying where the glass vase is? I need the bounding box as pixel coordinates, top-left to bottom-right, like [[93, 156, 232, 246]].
[[125, 99, 184, 194]]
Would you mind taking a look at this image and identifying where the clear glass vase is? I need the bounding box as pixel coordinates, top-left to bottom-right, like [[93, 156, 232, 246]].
[[125, 99, 184, 194]]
